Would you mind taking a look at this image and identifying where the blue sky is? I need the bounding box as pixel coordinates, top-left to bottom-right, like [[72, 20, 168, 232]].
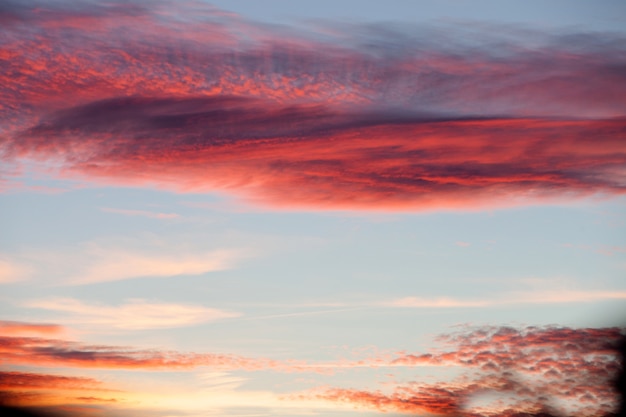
[[0, 1, 625, 416]]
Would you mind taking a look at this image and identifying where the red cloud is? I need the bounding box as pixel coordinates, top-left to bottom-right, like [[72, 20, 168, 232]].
[[0, 371, 103, 391], [0, 334, 289, 371], [0, 371, 114, 416], [1, 1, 626, 210], [0, 322, 622, 416], [313, 385, 462, 415], [7, 98, 626, 210], [72, 397, 116, 403], [313, 380, 571, 417], [1, 2, 625, 116], [313, 326, 624, 416]]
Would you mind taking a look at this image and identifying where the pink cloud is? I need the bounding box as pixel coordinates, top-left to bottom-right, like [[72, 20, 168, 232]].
[[8, 103, 626, 211], [312, 326, 624, 416], [0, 2, 625, 210]]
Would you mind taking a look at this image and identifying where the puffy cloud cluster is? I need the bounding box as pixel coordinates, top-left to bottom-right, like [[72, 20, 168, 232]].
[[314, 326, 625, 416]]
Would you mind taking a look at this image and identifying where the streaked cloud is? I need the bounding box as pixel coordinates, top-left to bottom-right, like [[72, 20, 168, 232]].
[[386, 288, 626, 308], [67, 247, 236, 285], [0, 1, 624, 210], [3, 237, 243, 285], [0, 371, 104, 391], [387, 296, 489, 308], [100, 207, 180, 219], [0, 331, 300, 372], [0, 321, 64, 336], [310, 386, 461, 416], [23, 298, 241, 330], [10, 100, 626, 212]]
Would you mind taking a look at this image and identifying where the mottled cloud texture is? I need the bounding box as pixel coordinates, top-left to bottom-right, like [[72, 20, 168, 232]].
[[1, 1, 625, 209], [314, 326, 624, 416]]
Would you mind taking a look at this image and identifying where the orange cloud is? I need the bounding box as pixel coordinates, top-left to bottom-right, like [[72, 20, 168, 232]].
[[0, 370, 117, 417], [0, 322, 622, 416], [0, 371, 103, 391], [0, 321, 358, 374], [311, 386, 461, 416], [0, 321, 64, 336], [0, 400, 105, 417]]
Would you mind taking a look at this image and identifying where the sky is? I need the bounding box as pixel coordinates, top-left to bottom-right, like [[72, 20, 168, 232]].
[[0, 1, 625, 416]]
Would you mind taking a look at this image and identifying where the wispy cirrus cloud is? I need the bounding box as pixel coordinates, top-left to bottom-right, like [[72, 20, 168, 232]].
[[386, 289, 626, 308], [100, 207, 180, 220], [387, 296, 490, 308], [2, 236, 243, 285], [0, 1, 625, 210], [66, 247, 236, 285], [22, 298, 241, 330], [0, 258, 32, 284]]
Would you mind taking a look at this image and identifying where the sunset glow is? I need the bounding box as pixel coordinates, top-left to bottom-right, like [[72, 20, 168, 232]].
[[1, 1, 625, 416]]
